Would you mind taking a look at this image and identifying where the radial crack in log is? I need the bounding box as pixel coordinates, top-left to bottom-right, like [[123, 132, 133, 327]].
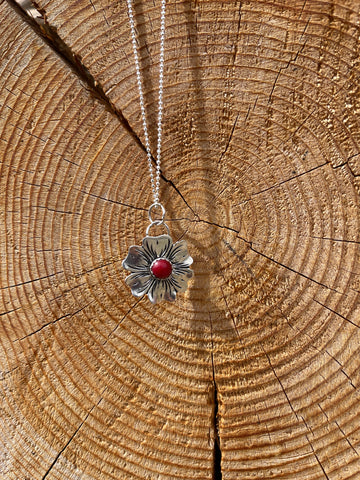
[[6, 0, 129, 125], [251, 161, 330, 197], [211, 352, 222, 480], [212, 381, 222, 480], [41, 393, 105, 480], [14, 302, 94, 342], [314, 299, 360, 329], [305, 435, 331, 480], [268, 40, 307, 104], [103, 298, 142, 345], [0, 271, 63, 290], [261, 344, 299, 420], [249, 245, 345, 295], [210, 315, 222, 480]]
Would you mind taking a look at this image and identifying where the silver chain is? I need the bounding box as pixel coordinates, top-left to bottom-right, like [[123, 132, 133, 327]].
[[126, 0, 166, 207]]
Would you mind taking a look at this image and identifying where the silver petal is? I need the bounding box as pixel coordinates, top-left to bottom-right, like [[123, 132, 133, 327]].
[[123, 245, 150, 273], [169, 239, 193, 267], [125, 273, 153, 297], [148, 280, 176, 304], [142, 235, 173, 260], [171, 267, 194, 292]]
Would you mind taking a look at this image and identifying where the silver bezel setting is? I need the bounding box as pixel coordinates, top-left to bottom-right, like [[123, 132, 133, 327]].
[[149, 257, 173, 279]]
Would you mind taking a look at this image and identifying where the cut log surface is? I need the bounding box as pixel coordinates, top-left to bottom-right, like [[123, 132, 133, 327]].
[[1, 0, 360, 478]]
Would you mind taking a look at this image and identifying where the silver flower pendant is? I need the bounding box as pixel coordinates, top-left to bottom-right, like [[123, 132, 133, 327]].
[[122, 234, 193, 304]]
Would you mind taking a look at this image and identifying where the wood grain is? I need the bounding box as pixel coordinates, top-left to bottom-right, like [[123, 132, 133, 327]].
[[1, 0, 360, 479]]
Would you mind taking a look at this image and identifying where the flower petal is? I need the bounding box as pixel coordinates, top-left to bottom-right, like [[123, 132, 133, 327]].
[[142, 235, 173, 261], [169, 240, 193, 267], [171, 267, 194, 292], [125, 273, 153, 297], [123, 245, 150, 273], [148, 279, 176, 304]]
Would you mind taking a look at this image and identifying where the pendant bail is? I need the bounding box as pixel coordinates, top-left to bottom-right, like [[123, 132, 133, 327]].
[[146, 221, 171, 236]]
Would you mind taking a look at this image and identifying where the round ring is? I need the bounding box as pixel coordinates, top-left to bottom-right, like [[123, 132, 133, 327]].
[[148, 202, 166, 224], [146, 221, 171, 236]]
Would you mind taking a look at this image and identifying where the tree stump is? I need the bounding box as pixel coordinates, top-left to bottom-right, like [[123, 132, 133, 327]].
[[1, 0, 360, 478]]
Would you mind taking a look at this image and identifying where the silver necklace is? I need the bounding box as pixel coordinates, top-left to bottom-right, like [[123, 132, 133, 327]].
[[122, 0, 193, 304]]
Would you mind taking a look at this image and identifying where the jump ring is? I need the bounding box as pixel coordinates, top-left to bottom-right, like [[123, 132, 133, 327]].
[[148, 202, 166, 224], [146, 220, 170, 236]]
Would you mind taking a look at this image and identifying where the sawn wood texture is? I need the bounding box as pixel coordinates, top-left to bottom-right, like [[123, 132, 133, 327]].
[[1, 0, 360, 478]]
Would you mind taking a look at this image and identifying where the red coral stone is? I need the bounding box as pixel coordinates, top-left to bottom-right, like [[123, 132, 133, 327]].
[[151, 258, 173, 279]]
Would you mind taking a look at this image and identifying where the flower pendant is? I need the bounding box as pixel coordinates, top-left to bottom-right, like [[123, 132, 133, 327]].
[[122, 234, 193, 304]]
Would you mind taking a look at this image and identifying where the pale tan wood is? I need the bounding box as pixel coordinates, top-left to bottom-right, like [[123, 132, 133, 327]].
[[1, 0, 360, 479]]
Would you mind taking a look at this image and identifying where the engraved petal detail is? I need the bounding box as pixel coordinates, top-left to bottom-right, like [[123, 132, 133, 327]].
[[169, 240, 193, 266], [122, 246, 150, 273], [142, 235, 173, 259], [125, 273, 153, 297]]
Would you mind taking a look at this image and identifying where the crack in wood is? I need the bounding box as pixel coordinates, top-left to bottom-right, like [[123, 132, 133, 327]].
[[250, 245, 345, 295], [218, 112, 239, 163], [300, 414, 315, 437], [75, 188, 145, 211], [221, 231, 348, 297], [230, 1, 243, 67], [261, 344, 299, 420], [1, 271, 63, 290], [300, 414, 331, 480], [212, 380, 222, 480], [41, 391, 105, 480], [278, 305, 359, 391], [0, 365, 19, 381], [251, 161, 330, 197], [0, 306, 22, 316], [283, 107, 317, 144], [103, 298, 142, 345], [195, 217, 250, 244], [13, 302, 95, 342], [268, 40, 307, 104], [323, 349, 357, 390], [334, 420, 360, 456], [314, 299, 359, 329], [186, 217, 349, 300], [305, 434, 331, 480], [32, 205, 81, 215], [311, 235, 360, 245], [209, 315, 222, 480], [220, 284, 242, 342]]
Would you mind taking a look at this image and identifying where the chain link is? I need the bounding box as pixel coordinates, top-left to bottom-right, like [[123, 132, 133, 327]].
[[126, 0, 166, 206]]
